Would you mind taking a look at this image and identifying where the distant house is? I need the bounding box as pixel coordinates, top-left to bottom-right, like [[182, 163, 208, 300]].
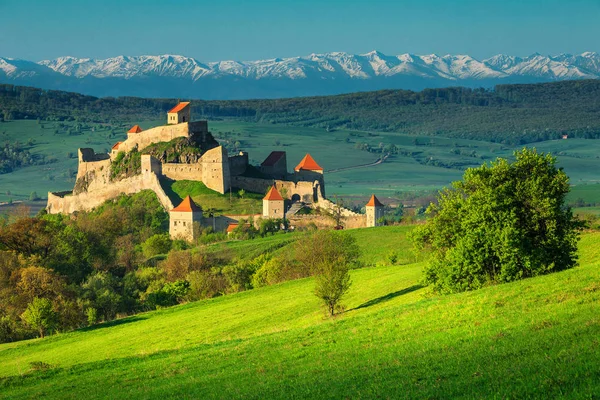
[[562, 135, 568, 140], [260, 151, 287, 179], [167, 102, 191, 125]]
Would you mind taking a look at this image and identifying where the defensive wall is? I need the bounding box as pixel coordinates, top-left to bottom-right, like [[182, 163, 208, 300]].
[[231, 176, 320, 203], [287, 215, 366, 230], [111, 121, 208, 159], [47, 171, 174, 214]]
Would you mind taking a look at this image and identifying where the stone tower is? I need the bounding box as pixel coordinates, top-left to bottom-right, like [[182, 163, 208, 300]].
[[169, 196, 203, 241], [167, 102, 191, 125], [365, 194, 384, 227], [263, 185, 285, 219]]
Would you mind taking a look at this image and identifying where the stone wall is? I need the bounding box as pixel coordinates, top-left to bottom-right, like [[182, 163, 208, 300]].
[[287, 215, 366, 230], [229, 152, 249, 177], [201, 146, 230, 194], [212, 214, 261, 232], [47, 172, 173, 214], [112, 121, 208, 158], [162, 163, 203, 181], [76, 148, 111, 180], [231, 176, 319, 203], [317, 198, 360, 217]]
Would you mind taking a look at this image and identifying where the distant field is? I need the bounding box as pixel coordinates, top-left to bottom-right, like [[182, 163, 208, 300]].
[[0, 228, 598, 399], [2, 119, 600, 208]]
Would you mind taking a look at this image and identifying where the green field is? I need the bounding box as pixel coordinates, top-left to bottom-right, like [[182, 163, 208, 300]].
[[2, 119, 600, 211], [0, 227, 599, 399]]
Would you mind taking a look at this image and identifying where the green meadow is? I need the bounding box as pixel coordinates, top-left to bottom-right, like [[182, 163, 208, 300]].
[[0, 227, 599, 399], [2, 119, 600, 212]]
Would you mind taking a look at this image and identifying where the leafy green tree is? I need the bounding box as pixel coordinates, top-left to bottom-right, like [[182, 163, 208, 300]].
[[81, 272, 122, 322], [21, 297, 57, 338], [295, 231, 359, 316], [141, 234, 172, 259], [412, 148, 581, 293]]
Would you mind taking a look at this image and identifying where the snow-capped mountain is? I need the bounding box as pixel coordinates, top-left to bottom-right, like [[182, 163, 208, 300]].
[[1, 51, 599, 99]]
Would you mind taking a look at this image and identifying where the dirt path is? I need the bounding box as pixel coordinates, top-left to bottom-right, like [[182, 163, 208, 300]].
[[325, 154, 389, 173]]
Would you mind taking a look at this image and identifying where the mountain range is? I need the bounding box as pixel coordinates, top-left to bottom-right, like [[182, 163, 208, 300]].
[[1, 51, 599, 100]]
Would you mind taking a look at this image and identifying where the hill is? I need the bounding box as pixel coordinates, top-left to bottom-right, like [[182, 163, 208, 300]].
[[2, 79, 600, 144], [0, 227, 598, 399]]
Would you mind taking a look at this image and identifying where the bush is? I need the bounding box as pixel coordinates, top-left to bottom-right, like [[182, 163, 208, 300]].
[[142, 234, 172, 259], [412, 148, 581, 294]]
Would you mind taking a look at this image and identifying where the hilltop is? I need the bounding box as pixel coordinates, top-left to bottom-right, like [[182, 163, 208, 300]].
[[2, 79, 600, 145], [0, 227, 598, 398]]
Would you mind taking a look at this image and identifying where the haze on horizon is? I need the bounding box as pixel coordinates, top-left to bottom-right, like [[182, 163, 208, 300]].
[[1, 0, 599, 62]]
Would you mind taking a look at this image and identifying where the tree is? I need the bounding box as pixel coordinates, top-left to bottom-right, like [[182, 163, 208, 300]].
[[21, 297, 57, 338], [412, 148, 581, 294], [141, 234, 172, 259], [295, 230, 359, 316], [314, 260, 352, 317]]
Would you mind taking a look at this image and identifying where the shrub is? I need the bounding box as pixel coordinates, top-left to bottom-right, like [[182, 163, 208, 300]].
[[142, 234, 172, 259], [412, 148, 581, 294]]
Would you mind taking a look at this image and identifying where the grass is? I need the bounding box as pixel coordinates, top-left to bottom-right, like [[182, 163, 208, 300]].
[[0, 229, 599, 398], [165, 180, 263, 215]]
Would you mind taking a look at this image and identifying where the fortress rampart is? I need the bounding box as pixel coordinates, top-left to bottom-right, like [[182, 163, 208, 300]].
[[47, 172, 173, 214], [111, 121, 208, 159]]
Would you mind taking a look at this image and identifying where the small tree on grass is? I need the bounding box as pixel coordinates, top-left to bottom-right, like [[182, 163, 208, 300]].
[[412, 148, 581, 294], [21, 297, 57, 338], [314, 260, 352, 317], [295, 230, 359, 316]]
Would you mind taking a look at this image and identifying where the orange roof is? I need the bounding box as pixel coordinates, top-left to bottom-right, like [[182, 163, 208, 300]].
[[171, 196, 202, 212], [111, 141, 122, 150], [294, 153, 323, 172], [366, 194, 383, 207], [226, 223, 238, 233], [263, 185, 284, 201], [168, 102, 191, 114], [128, 125, 142, 134]]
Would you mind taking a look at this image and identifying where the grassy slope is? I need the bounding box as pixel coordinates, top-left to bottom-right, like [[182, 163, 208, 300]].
[[0, 229, 599, 399]]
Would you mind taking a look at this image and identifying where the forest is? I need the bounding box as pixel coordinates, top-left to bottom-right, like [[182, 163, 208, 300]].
[[1, 79, 600, 145]]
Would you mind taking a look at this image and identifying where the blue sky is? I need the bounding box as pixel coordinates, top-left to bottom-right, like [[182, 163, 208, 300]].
[[1, 0, 599, 61]]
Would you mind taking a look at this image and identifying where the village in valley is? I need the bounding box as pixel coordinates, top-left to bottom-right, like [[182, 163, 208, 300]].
[[47, 102, 386, 241]]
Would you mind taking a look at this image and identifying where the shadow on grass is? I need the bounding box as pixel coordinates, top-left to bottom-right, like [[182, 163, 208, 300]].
[[79, 316, 148, 333], [352, 284, 424, 311], [158, 177, 183, 206]]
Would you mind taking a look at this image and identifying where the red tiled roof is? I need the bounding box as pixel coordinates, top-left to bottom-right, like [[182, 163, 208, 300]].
[[127, 125, 142, 133], [226, 223, 238, 233], [111, 141, 122, 150], [171, 195, 202, 212], [366, 194, 383, 207], [263, 185, 284, 201], [168, 102, 190, 114], [294, 153, 323, 172], [261, 151, 286, 167]]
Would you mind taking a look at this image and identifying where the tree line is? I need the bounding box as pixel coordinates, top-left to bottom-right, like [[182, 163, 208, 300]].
[[1, 80, 600, 144]]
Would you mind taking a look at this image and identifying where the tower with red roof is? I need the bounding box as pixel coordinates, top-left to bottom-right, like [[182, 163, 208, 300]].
[[263, 185, 285, 219], [169, 195, 203, 241], [365, 194, 384, 227], [167, 102, 191, 125]]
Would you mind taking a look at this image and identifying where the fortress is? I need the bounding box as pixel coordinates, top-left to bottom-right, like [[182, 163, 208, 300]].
[[47, 103, 385, 241]]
